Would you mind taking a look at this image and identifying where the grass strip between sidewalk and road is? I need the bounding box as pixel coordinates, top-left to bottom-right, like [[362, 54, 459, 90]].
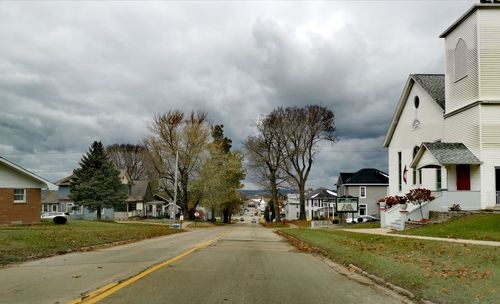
[[280, 228, 499, 304], [0, 220, 182, 266], [395, 213, 500, 242]]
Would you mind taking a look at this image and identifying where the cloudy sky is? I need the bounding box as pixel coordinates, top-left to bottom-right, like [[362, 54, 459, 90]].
[[0, 0, 476, 189]]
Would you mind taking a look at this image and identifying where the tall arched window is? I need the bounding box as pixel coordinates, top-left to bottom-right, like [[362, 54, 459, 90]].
[[412, 146, 419, 185], [455, 39, 467, 82]]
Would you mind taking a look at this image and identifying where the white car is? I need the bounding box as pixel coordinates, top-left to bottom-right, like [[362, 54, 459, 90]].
[[41, 212, 69, 224], [346, 215, 379, 224]]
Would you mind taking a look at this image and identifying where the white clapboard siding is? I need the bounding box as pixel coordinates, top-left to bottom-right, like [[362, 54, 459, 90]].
[[478, 9, 500, 101], [444, 105, 480, 156], [444, 11, 479, 114], [480, 104, 500, 208], [0, 163, 46, 189], [387, 83, 443, 195]]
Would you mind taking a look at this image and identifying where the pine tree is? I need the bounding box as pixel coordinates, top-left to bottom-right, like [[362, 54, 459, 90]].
[[69, 141, 127, 220]]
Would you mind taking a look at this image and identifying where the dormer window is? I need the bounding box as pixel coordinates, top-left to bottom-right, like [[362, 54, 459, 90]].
[[454, 39, 467, 82]]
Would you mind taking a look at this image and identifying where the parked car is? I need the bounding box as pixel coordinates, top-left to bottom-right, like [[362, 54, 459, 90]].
[[41, 212, 69, 224], [240, 217, 244, 222], [346, 215, 379, 224], [251, 218, 257, 224]]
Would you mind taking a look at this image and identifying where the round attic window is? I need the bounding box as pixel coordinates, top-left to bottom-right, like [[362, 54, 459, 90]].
[[414, 96, 420, 109]]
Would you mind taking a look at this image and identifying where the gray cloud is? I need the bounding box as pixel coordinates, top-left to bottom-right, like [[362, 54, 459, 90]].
[[0, 1, 476, 186]]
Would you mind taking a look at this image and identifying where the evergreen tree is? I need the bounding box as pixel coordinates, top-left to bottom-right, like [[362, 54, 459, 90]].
[[69, 141, 127, 220]]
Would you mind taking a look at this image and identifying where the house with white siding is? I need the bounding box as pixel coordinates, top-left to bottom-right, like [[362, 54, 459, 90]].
[[283, 193, 300, 221], [305, 188, 337, 220], [382, 3, 500, 229]]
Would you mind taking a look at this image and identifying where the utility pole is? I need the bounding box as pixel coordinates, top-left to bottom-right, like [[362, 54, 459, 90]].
[[171, 149, 179, 226]]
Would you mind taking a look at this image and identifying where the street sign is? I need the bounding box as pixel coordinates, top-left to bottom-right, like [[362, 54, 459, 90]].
[[194, 211, 200, 217], [336, 196, 359, 212], [180, 215, 184, 221]]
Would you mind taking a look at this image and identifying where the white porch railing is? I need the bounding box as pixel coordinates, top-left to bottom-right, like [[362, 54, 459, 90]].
[[383, 190, 481, 229], [383, 204, 402, 228]]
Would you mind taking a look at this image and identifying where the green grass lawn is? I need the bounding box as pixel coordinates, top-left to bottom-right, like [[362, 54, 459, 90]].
[[0, 220, 182, 266], [342, 222, 380, 229], [396, 214, 500, 242], [282, 229, 499, 304]]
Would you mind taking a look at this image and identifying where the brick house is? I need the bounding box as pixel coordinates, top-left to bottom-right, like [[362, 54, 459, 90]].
[[0, 157, 58, 225]]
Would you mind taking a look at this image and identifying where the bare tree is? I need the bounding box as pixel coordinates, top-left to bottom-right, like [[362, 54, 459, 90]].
[[143, 110, 210, 216], [274, 105, 336, 220], [244, 113, 287, 221], [106, 143, 148, 180]]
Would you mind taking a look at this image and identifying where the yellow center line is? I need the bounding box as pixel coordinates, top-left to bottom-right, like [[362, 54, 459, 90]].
[[68, 232, 226, 304]]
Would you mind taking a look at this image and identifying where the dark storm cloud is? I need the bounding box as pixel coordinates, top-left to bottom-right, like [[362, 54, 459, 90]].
[[0, 1, 476, 186]]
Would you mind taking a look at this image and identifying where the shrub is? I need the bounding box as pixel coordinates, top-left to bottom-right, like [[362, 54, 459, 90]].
[[449, 203, 462, 211], [406, 188, 435, 220], [383, 195, 408, 208]]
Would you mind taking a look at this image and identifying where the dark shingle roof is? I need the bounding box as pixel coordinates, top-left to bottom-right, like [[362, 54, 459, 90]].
[[127, 180, 150, 202], [341, 168, 389, 185], [421, 142, 481, 165], [411, 74, 445, 109], [305, 188, 337, 200], [41, 190, 58, 204], [338, 173, 354, 184]]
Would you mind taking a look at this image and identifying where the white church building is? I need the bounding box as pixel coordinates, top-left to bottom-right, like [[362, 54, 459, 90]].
[[382, 3, 500, 229]]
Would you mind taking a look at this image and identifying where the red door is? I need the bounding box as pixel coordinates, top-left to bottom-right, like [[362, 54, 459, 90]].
[[456, 165, 471, 191]]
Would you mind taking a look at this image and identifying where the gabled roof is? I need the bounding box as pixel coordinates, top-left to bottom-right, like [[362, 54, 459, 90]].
[[338, 168, 388, 185], [57, 170, 132, 187], [56, 175, 73, 186], [41, 190, 58, 204], [127, 180, 150, 202], [383, 74, 445, 147], [410, 142, 482, 169], [119, 169, 133, 185], [305, 188, 337, 200], [440, 4, 500, 38], [0, 157, 58, 190], [337, 173, 354, 185], [412, 74, 445, 109]]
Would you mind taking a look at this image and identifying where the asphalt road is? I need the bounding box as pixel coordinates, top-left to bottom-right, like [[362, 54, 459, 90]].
[[97, 222, 405, 304], [0, 225, 227, 304]]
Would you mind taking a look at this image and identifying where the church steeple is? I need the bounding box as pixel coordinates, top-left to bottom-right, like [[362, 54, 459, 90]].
[[440, 4, 500, 115]]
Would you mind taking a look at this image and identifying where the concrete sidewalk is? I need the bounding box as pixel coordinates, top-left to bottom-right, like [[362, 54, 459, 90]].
[[341, 228, 500, 247]]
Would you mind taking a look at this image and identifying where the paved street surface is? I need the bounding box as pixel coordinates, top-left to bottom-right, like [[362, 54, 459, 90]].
[[0, 218, 406, 304], [0, 226, 227, 304], [98, 222, 404, 304]]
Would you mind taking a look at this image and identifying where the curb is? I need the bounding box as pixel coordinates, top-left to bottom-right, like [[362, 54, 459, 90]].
[[276, 230, 437, 304]]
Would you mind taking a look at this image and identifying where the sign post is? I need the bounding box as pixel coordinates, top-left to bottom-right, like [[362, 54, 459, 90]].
[[335, 196, 359, 224], [194, 211, 200, 227]]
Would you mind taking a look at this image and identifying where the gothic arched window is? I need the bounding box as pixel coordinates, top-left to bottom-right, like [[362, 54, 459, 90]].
[[455, 39, 467, 82]]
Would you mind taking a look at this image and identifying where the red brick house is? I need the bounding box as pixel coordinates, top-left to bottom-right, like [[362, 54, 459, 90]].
[[0, 157, 57, 225]]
